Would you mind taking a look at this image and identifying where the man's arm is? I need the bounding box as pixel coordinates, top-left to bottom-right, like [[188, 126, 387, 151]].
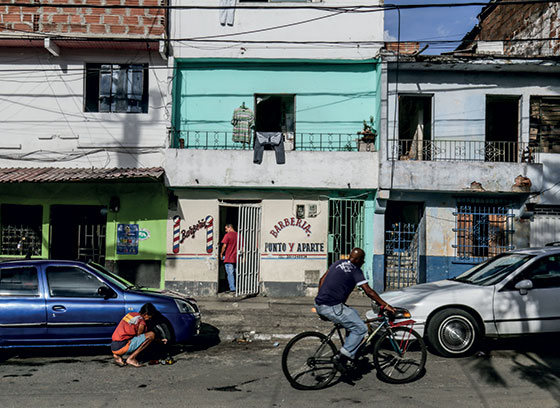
[[359, 283, 395, 314], [318, 270, 328, 289]]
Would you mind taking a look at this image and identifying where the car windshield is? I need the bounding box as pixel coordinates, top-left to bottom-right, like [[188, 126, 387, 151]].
[[452, 253, 534, 286], [88, 262, 135, 290]]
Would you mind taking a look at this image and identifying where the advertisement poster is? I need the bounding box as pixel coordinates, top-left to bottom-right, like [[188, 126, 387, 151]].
[[117, 224, 139, 255]]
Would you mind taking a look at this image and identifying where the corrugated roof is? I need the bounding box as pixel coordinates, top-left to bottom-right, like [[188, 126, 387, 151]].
[[0, 167, 164, 183]]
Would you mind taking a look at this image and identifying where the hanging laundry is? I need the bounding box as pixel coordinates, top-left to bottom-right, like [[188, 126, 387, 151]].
[[219, 0, 236, 26], [253, 132, 285, 165], [232, 104, 254, 144]]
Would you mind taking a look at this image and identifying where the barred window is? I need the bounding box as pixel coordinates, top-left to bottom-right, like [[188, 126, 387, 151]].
[[85, 63, 148, 113], [453, 200, 514, 263], [0, 204, 42, 256]]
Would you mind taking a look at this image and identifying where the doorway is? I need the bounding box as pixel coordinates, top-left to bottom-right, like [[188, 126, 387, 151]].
[[486, 95, 520, 162], [218, 201, 262, 296], [384, 201, 425, 289], [50, 205, 106, 263]]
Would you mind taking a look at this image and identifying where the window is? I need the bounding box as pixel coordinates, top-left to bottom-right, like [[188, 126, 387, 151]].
[[0, 204, 42, 256], [85, 63, 148, 113], [255, 94, 295, 133], [454, 199, 514, 263], [530, 96, 560, 152], [398, 95, 432, 160], [0, 267, 38, 296], [511, 255, 560, 289], [47, 266, 107, 298]]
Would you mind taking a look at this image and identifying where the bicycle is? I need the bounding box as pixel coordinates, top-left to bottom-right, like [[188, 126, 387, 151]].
[[281, 305, 427, 390]]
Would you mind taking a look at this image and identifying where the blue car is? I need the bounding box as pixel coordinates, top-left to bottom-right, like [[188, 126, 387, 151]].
[[0, 259, 201, 348]]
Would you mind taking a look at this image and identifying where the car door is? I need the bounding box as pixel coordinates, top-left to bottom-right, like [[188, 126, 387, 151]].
[[493, 254, 560, 335], [44, 264, 126, 343], [0, 265, 47, 345]]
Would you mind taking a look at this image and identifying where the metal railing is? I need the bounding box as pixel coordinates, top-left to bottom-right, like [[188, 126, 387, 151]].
[[388, 139, 539, 163], [171, 130, 376, 152]]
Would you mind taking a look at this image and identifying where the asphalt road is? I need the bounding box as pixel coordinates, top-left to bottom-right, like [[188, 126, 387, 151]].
[[1, 331, 559, 408]]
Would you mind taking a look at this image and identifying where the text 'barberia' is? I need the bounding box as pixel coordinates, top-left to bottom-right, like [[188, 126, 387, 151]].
[[270, 217, 312, 238]]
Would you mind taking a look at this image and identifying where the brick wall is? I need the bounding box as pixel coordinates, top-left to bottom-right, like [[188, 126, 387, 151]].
[[385, 42, 420, 55], [474, 1, 560, 56], [0, 0, 166, 38]]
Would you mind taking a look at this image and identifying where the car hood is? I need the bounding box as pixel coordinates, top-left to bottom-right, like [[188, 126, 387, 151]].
[[128, 288, 197, 303], [381, 279, 494, 322]]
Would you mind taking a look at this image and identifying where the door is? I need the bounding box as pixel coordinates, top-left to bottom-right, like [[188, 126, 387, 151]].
[[0, 265, 47, 344], [493, 254, 560, 335], [236, 205, 261, 296], [44, 264, 125, 342]]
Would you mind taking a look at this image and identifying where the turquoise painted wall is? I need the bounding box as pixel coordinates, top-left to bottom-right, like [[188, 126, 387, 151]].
[[174, 60, 380, 145]]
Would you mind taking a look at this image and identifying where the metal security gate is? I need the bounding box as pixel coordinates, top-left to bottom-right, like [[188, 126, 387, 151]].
[[236, 205, 262, 296], [385, 223, 419, 290], [530, 210, 560, 247], [328, 199, 365, 265]]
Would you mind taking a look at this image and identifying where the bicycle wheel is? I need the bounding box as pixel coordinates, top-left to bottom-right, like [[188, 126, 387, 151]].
[[373, 327, 427, 384], [281, 331, 338, 390]]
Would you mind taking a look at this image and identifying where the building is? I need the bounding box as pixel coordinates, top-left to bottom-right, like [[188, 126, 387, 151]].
[[0, 0, 170, 287], [377, 43, 560, 290], [456, 0, 560, 57], [164, 1, 385, 296]]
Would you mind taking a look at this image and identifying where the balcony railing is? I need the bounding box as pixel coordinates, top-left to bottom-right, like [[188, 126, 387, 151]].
[[170, 131, 377, 152], [388, 139, 539, 163]]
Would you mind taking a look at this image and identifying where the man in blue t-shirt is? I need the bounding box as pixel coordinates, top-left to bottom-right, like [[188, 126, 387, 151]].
[[315, 247, 395, 373]]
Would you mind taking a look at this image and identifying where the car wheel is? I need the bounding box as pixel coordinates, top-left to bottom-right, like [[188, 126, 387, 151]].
[[427, 308, 480, 357]]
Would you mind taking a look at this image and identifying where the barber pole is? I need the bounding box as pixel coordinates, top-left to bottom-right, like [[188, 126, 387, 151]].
[[173, 216, 181, 253], [205, 215, 214, 254]]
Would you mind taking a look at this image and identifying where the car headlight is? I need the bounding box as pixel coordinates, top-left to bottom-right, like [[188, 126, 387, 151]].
[[175, 298, 198, 314]]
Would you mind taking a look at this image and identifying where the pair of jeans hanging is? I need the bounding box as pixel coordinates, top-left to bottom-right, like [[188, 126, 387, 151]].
[[219, 0, 236, 26], [253, 132, 285, 165]]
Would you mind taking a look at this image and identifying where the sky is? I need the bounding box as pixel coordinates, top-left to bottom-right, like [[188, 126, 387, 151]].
[[384, 0, 487, 55]]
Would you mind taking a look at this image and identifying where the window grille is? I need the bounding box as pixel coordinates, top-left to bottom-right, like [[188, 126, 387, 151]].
[[453, 200, 514, 263], [328, 199, 365, 266], [0, 205, 42, 256]]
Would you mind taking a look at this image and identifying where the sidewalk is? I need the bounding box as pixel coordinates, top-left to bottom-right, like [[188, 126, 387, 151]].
[[195, 291, 374, 343]]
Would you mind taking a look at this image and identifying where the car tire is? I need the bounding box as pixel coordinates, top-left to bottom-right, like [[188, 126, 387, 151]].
[[427, 308, 480, 357]]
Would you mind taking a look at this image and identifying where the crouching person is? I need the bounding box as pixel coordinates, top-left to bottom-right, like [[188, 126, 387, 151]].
[[111, 303, 167, 367]]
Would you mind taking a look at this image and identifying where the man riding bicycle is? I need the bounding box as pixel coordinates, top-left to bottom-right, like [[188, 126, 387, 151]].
[[315, 247, 395, 374]]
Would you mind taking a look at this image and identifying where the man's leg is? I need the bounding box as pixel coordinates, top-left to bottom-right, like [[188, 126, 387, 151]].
[[315, 303, 366, 359], [126, 332, 155, 367], [225, 263, 236, 291]]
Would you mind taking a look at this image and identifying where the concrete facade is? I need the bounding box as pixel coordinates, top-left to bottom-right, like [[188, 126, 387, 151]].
[[378, 53, 558, 289], [0, 2, 170, 288]]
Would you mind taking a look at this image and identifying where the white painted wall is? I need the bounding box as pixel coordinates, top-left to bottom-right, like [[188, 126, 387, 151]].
[[171, 0, 384, 60], [382, 64, 560, 194], [164, 149, 379, 189], [0, 48, 168, 169]]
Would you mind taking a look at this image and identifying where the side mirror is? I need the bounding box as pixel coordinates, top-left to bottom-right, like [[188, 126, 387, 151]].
[[97, 286, 117, 299], [514, 279, 533, 295]]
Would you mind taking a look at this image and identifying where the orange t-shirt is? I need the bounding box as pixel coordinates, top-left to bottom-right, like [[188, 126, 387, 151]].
[[112, 312, 146, 342]]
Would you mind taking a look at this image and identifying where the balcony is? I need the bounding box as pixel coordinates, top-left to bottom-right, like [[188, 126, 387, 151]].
[[388, 139, 540, 163], [171, 131, 377, 152], [380, 139, 543, 193], [165, 131, 378, 189]]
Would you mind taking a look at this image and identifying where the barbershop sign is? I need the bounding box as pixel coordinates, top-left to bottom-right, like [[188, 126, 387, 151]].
[[265, 217, 325, 258]]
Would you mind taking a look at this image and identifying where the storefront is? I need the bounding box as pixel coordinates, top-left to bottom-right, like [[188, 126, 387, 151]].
[[165, 190, 375, 297]]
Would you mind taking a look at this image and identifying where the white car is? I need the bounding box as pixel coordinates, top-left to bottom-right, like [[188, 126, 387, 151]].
[[380, 246, 560, 357]]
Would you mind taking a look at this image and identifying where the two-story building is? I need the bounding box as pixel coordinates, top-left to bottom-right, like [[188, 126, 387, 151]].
[[376, 45, 559, 291], [0, 0, 169, 287], [164, 1, 385, 296]]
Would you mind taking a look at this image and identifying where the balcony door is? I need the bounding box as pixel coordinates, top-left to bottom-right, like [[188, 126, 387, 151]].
[[485, 95, 520, 162]]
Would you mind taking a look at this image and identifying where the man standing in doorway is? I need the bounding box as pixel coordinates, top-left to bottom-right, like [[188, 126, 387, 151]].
[[220, 224, 238, 293]]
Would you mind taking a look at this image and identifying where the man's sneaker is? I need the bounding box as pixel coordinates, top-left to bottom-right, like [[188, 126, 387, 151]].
[[332, 353, 349, 374]]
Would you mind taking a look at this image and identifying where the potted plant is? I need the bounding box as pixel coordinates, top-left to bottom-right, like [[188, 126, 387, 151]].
[[356, 116, 377, 151]]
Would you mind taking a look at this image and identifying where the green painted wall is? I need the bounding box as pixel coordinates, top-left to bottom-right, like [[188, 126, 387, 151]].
[[0, 182, 167, 286], [173, 59, 380, 146]]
